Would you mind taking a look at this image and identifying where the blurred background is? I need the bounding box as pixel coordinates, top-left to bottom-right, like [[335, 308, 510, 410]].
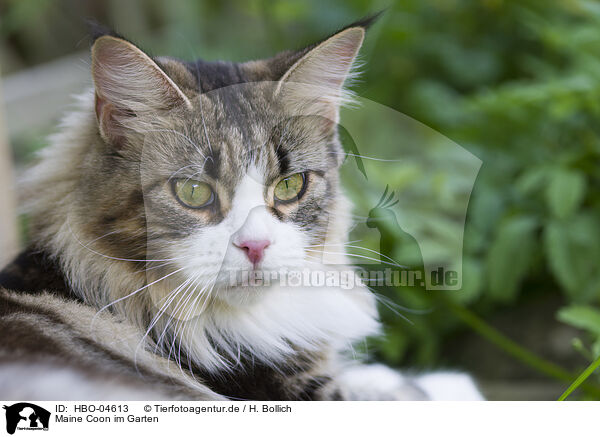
[[1, 0, 600, 400]]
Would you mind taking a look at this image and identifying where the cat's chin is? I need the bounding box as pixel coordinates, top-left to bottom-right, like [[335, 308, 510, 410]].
[[211, 265, 301, 308], [214, 282, 278, 308]]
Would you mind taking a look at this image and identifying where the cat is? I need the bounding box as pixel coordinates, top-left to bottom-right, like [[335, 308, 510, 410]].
[[0, 16, 483, 401]]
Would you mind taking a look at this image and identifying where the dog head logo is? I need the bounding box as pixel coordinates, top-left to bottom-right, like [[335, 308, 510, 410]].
[[3, 403, 50, 434]]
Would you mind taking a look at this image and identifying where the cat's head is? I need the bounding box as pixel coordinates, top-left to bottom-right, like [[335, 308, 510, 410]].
[[82, 22, 370, 309], [25, 19, 380, 367]]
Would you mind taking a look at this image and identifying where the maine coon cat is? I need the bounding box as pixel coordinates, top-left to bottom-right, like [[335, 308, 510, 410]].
[[0, 17, 483, 400]]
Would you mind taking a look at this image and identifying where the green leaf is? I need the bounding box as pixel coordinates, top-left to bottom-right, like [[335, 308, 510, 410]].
[[545, 169, 586, 219], [339, 125, 367, 179], [515, 165, 548, 196], [544, 215, 600, 300], [571, 337, 591, 360], [557, 305, 600, 336], [593, 340, 600, 360], [454, 257, 483, 304], [487, 216, 537, 302], [545, 221, 578, 294]]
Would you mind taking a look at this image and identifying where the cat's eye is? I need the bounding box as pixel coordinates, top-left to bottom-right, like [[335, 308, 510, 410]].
[[172, 179, 214, 209], [274, 172, 306, 203]]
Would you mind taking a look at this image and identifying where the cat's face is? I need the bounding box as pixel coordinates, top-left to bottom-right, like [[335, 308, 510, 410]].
[[137, 88, 342, 309], [75, 27, 364, 314]]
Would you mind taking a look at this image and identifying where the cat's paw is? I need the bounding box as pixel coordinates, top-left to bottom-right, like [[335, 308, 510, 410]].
[[337, 364, 429, 400], [337, 364, 484, 401], [414, 372, 484, 400]]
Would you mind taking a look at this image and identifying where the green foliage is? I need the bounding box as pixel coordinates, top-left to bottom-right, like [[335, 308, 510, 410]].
[[544, 215, 600, 301], [545, 169, 587, 220], [354, 0, 600, 379], [487, 216, 537, 302], [558, 306, 600, 359], [558, 306, 600, 336]]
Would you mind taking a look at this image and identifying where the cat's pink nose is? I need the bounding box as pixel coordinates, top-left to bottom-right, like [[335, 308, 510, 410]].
[[237, 239, 270, 266]]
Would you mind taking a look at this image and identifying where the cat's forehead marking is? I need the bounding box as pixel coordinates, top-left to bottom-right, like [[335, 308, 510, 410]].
[[246, 164, 266, 185], [233, 166, 266, 208]]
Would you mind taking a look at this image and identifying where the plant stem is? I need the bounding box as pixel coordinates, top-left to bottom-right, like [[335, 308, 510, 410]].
[[442, 297, 600, 399], [558, 355, 600, 401]]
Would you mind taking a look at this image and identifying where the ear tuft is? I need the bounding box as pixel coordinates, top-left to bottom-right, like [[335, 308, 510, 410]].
[[338, 10, 384, 33], [86, 20, 123, 45]]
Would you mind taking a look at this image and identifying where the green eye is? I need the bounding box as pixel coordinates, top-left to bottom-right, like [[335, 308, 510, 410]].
[[274, 172, 306, 203], [173, 179, 214, 209]]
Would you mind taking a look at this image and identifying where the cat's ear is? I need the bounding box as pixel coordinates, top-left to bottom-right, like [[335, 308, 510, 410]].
[[91, 35, 191, 147], [276, 25, 365, 128]]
